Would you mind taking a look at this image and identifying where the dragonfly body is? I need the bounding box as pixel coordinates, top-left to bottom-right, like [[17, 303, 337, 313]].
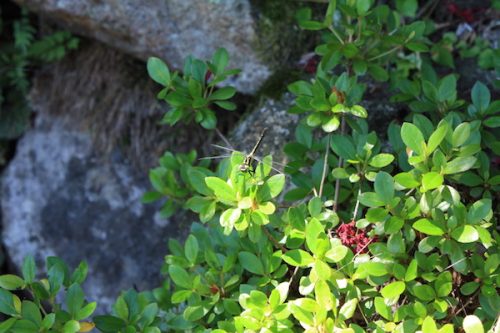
[[239, 128, 267, 173], [201, 127, 283, 174]]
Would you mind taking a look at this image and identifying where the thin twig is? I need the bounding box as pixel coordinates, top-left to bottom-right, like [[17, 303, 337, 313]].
[[333, 117, 347, 211], [352, 187, 362, 221], [319, 134, 331, 198], [263, 227, 287, 253], [367, 45, 402, 62]]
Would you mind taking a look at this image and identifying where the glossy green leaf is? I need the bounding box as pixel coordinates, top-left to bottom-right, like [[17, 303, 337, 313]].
[[412, 218, 445, 236], [471, 81, 490, 112], [443, 156, 477, 174], [205, 177, 236, 203], [401, 123, 425, 155], [238, 252, 264, 275], [168, 265, 192, 289], [381, 281, 405, 299], [282, 250, 314, 267], [451, 225, 479, 243], [147, 57, 171, 86], [375, 172, 394, 203], [21, 256, 36, 284], [0, 275, 25, 290], [421, 172, 443, 192], [369, 153, 394, 168], [184, 235, 199, 264]]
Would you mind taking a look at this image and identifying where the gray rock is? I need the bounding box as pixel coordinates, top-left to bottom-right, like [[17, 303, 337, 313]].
[[13, 0, 272, 94], [1, 116, 181, 312], [228, 93, 298, 166]]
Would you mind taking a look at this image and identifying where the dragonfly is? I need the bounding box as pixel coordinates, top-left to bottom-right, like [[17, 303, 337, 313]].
[[202, 127, 284, 175]]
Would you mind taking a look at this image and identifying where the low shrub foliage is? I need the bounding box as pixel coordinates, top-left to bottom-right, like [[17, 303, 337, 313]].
[[0, 0, 498, 332]]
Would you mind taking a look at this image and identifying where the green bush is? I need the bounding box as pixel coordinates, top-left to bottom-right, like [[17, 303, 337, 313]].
[[0, 1, 498, 332], [0, 6, 79, 140]]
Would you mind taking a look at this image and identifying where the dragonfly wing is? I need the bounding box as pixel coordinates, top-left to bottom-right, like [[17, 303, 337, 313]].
[[199, 155, 231, 160], [253, 156, 284, 175], [211, 144, 237, 153]]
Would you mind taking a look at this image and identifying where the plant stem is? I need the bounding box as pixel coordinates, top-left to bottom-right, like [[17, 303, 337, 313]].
[[328, 26, 345, 45], [333, 117, 347, 211], [318, 134, 331, 198], [263, 227, 287, 253], [352, 186, 362, 221], [367, 45, 401, 62]]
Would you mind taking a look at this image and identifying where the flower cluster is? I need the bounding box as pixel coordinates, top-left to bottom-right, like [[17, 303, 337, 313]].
[[447, 2, 475, 23], [336, 221, 375, 254]]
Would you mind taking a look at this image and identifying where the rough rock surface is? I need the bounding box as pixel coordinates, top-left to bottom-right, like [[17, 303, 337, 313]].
[[1, 115, 183, 312], [30, 41, 207, 171], [228, 93, 298, 166], [13, 0, 271, 94]]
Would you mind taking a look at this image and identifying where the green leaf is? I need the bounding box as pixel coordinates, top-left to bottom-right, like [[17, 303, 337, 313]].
[[282, 250, 314, 267], [451, 225, 479, 243], [94, 315, 126, 333], [0, 275, 25, 290], [210, 87, 236, 101], [21, 301, 41, 326], [220, 208, 241, 232], [0, 289, 17, 316], [205, 177, 236, 203], [214, 100, 237, 111], [356, 0, 371, 15], [168, 265, 192, 289], [396, 0, 417, 16], [437, 74, 457, 102], [374, 172, 394, 203], [238, 252, 264, 275], [331, 135, 356, 160], [257, 174, 285, 201], [381, 281, 405, 299], [0, 318, 16, 332], [483, 116, 500, 128], [412, 284, 435, 301], [471, 81, 490, 112], [325, 245, 348, 263], [369, 153, 394, 168], [76, 302, 96, 320], [368, 65, 388, 81], [308, 197, 323, 217], [394, 172, 419, 188], [422, 316, 438, 333], [434, 271, 452, 297], [358, 262, 387, 277], [444, 156, 477, 174], [350, 105, 368, 118], [467, 199, 491, 223], [62, 319, 80, 333], [421, 172, 443, 192], [359, 192, 385, 208], [374, 297, 391, 320], [147, 57, 171, 86], [404, 259, 418, 282], [427, 124, 448, 153], [66, 284, 84, 316], [463, 315, 484, 333], [322, 116, 340, 132], [184, 235, 199, 264], [401, 123, 425, 155], [339, 299, 358, 320], [212, 48, 229, 74], [412, 218, 444, 236], [21, 256, 36, 284], [452, 123, 471, 147]]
